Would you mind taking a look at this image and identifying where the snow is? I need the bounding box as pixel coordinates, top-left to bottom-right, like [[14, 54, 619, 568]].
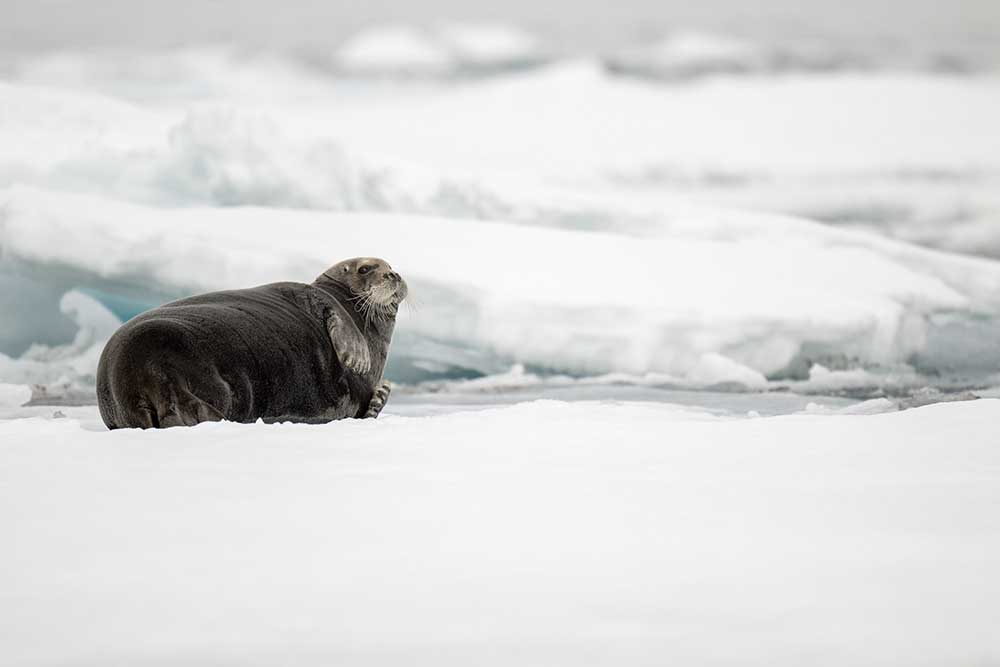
[[0, 80, 168, 168], [0, 383, 31, 407], [2, 399, 1000, 665], [2, 54, 1000, 398], [3, 64, 997, 256], [8, 46, 342, 105], [5, 184, 1000, 398], [607, 31, 763, 79], [435, 22, 545, 70], [332, 23, 545, 77], [334, 25, 454, 77], [604, 29, 1000, 80], [3, 27, 1000, 664]]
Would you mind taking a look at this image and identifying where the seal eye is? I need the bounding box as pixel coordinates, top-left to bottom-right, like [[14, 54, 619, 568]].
[[358, 265, 372, 275]]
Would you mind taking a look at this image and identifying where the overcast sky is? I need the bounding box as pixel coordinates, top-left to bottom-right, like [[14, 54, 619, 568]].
[[3, 0, 998, 53]]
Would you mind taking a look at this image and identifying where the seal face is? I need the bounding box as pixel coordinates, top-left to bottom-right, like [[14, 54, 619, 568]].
[[96, 257, 407, 429]]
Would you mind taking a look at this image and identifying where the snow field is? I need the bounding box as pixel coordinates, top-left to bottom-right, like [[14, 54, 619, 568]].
[[2, 399, 999, 665]]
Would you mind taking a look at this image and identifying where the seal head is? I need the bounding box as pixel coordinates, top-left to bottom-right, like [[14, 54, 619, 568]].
[[315, 256, 408, 326]]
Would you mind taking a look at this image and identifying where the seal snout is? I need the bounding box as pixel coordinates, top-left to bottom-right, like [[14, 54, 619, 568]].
[[384, 270, 408, 304]]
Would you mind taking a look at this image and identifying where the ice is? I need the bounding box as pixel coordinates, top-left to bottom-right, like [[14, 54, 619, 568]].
[[0, 383, 31, 408], [3, 185, 1000, 398], [3, 17, 1000, 663], [2, 7, 1000, 664], [3, 67, 998, 256], [606, 31, 764, 79], [332, 23, 546, 77], [2, 399, 1000, 665], [0, 290, 121, 401], [334, 25, 454, 77], [435, 22, 546, 71], [0, 80, 170, 168], [0, 101, 526, 215], [2, 54, 999, 400], [8, 46, 357, 105]]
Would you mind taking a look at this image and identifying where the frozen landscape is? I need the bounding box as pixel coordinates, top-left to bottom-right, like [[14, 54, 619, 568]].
[[2, 2, 1000, 663], [4, 399, 1000, 665]]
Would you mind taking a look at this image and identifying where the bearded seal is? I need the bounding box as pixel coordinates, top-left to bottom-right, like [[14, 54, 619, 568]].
[[96, 257, 407, 429]]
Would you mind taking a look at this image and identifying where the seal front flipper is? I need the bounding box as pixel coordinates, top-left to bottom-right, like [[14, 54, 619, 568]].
[[363, 380, 392, 419], [325, 303, 372, 374]]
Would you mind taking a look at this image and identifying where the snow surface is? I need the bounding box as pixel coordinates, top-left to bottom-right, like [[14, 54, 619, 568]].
[[3, 32, 1000, 666], [2, 48, 1000, 398], [335, 25, 454, 77], [332, 23, 546, 77], [607, 31, 764, 79], [435, 22, 545, 70], [0, 382, 31, 407], [5, 184, 1000, 399], [3, 64, 998, 256], [3, 399, 1000, 665]]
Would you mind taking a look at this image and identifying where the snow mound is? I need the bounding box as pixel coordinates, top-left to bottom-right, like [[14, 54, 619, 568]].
[[334, 25, 454, 77], [436, 22, 546, 71], [607, 31, 764, 79], [4, 186, 1000, 394], [0, 80, 168, 169], [333, 23, 546, 77], [0, 383, 31, 408]]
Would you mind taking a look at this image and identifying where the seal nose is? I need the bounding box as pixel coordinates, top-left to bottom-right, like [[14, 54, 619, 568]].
[[386, 271, 401, 282]]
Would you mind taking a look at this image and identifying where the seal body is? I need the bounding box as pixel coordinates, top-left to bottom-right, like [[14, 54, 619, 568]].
[[97, 258, 406, 429]]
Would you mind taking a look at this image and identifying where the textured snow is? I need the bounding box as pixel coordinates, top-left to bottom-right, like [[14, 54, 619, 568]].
[[3, 66, 997, 255], [334, 25, 454, 76], [607, 31, 763, 78], [2, 53, 1000, 399], [3, 28, 1000, 665], [332, 23, 545, 77], [2, 399, 1000, 665], [0, 383, 31, 407], [5, 185, 1000, 397], [436, 22, 543, 67]]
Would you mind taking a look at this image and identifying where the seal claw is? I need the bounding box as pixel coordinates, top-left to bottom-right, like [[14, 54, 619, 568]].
[[363, 380, 392, 419]]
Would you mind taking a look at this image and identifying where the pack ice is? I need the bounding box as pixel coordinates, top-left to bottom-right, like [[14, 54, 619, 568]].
[[3, 185, 1000, 395]]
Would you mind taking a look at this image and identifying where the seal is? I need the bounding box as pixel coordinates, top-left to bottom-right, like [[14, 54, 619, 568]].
[[96, 257, 407, 429]]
